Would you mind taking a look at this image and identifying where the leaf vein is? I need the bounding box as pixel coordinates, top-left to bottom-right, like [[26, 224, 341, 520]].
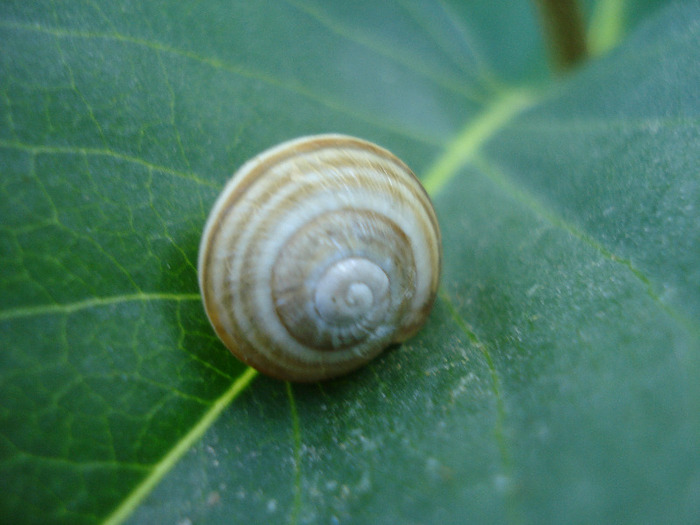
[[0, 292, 201, 321], [473, 154, 700, 338], [102, 367, 258, 525], [0, 20, 440, 145], [438, 289, 519, 520], [282, 0, 486, 102], [422, 87, 536, 194], [0, 451, 150, 473], [0, 139, 215, 188]]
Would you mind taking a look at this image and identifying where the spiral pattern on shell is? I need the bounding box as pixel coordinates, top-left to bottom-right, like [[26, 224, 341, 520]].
[[198, 134, 441, 382]]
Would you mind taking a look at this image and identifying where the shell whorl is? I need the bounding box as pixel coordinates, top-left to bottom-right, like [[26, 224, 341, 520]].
[[198, 134, 441, 382]]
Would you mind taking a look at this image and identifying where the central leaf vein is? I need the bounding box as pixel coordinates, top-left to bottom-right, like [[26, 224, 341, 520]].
[[102, 367, 258, 525]]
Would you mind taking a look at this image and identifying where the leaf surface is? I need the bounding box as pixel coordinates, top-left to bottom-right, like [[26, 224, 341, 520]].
[[0, 1, 697, 524]]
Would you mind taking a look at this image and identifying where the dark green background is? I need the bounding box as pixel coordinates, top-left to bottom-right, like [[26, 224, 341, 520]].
[[1, 1, 697, 523]]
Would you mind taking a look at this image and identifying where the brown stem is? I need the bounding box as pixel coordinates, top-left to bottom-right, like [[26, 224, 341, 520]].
[[533, 0, 588, 70]]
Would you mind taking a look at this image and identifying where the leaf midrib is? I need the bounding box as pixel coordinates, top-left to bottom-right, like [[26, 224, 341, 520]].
[[7, 5, 693, 523], [102, 367, 259, 525]]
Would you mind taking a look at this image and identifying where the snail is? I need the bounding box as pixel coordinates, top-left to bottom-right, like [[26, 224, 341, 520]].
[[198, 134, 441, 382]]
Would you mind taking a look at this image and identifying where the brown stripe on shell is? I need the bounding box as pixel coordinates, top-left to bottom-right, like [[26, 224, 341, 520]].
[[198, 134, 441, 381]]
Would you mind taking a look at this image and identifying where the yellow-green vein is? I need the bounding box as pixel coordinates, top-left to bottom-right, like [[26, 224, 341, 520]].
[[439, 288, 521, 523], [0, 292, 201, 321], [102, 367, 258, 525], [438, 289, 510, 468], [415, 85, 538, 519], [0, 139, 215, 188], [422, 88, 535, 196]]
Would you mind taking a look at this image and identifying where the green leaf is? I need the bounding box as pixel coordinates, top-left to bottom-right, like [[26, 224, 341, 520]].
[[1, 1, 698, 524]]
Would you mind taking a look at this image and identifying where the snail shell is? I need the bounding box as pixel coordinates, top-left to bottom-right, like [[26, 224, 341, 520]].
[[198, 134, 441, 382]]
